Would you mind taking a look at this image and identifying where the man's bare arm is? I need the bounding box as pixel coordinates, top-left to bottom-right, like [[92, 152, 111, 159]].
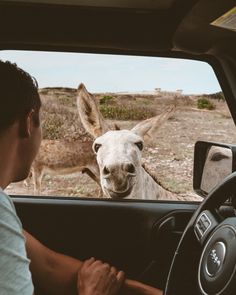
[[24, 230, 82, 295], [122, 279, 163, 295], [24, 230, 163, 295]]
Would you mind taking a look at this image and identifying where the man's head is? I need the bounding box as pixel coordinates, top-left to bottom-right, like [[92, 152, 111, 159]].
[[0, 60, 41, 133], [0, 60, 42, 183]]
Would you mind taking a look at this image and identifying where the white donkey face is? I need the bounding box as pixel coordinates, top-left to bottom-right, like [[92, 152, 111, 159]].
[[93, 130, 144, 198]]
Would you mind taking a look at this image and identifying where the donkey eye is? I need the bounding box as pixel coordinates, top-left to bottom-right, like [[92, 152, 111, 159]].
[[210, 152, 229, 161], [94, 143, 101, 153], [135, 141, 143, 151]]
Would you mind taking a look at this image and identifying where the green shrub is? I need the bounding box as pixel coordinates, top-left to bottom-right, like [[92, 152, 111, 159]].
[[57, 95, 76, 107], [42, 116, 64, 139], [100, 105, 155, 120], [197, 98, 215, 110], [210, 92, 225, 101], [203, 91, 225, 101], [99, 95, 114, 105]]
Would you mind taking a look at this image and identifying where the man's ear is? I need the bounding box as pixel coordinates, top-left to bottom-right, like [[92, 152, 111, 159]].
[[18, 110, 34, 138]]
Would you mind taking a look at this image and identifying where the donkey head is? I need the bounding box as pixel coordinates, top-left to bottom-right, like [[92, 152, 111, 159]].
[[77, 84, 175, 198], [93, 129, 145, 198]]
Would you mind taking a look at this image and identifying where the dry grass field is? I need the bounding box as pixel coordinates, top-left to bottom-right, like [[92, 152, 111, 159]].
[[6, 88, 236, 200]]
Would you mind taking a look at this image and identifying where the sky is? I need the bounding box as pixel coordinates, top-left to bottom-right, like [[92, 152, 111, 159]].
[[0, 50, 221, 94]]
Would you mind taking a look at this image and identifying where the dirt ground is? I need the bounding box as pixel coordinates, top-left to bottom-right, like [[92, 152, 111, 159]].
[[6, 92, 236, 201]]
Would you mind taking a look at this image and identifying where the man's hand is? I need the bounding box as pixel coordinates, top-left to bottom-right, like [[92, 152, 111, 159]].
[[77, 257, 125, 295]]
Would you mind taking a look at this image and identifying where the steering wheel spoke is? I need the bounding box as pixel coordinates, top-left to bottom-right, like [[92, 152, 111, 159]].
[[194, 210, 220, 246]]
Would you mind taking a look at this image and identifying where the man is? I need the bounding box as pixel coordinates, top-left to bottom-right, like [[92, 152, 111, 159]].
[[0, 60, 163, 295]]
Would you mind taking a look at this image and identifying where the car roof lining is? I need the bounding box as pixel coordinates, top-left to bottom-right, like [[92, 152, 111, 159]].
[[173, 0, 236, 54], [0, 0, 197, 53], [0, 0, 236, 56], [0, 0, 177, 10]]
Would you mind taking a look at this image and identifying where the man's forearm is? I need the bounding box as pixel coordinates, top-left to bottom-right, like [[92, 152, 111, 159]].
[[122, 279, 163, 295], [24, 230, 82, 295], [24, 231, 163, 295]]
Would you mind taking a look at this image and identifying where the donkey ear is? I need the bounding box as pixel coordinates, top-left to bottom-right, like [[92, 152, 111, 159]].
[[131, 105, 176, 146], [77, 83, 110, 138]]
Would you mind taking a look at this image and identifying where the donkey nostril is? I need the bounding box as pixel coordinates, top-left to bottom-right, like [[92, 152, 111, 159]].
[[103, 166, 110, 175], [125, 163, 135, 174]]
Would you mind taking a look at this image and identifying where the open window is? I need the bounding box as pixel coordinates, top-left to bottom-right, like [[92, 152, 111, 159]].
[[1, 50, 233, 201]]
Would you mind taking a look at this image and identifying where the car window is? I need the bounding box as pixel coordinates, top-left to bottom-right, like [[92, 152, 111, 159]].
[[1, 50, 235, 201]]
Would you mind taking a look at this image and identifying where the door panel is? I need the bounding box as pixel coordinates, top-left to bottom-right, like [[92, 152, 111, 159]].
[[13, 196, 198, 287]]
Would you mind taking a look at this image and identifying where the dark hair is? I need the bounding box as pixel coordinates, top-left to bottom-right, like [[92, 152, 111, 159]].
[[0, 60, 41, 132]]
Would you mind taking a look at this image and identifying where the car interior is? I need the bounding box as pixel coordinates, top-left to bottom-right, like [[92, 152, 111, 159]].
[[1, 1, 236, 294]]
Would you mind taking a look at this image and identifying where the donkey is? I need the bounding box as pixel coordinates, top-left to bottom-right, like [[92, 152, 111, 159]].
[[30, 139, 100, 194], [77, 84, 191, 200], [30, 84, 119, 194]]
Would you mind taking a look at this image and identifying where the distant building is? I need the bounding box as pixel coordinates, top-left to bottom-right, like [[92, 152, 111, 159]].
[[176, 89, 183, 95]]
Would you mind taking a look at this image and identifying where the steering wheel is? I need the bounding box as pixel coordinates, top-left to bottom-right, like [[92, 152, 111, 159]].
[[164, 171, 236, 295]]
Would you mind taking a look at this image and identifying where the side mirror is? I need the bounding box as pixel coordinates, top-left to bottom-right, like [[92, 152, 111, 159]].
[[193, 141, 236, 197]]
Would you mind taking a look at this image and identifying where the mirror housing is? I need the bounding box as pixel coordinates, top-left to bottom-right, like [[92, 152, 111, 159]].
[[193, 141, 236, 198]]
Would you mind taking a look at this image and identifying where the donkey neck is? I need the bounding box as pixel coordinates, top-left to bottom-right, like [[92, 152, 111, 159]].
[[136, 166, 178, 200]]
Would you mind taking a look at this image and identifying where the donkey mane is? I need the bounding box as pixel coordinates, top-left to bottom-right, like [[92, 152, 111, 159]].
[[141, 162, 172, 192]]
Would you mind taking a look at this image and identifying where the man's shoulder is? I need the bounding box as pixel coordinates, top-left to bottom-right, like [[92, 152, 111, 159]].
[[0, 189, 34, 295], [0, 188, 15, 210], [0, 188, 22, 231], [0, 188, 10, 200]]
